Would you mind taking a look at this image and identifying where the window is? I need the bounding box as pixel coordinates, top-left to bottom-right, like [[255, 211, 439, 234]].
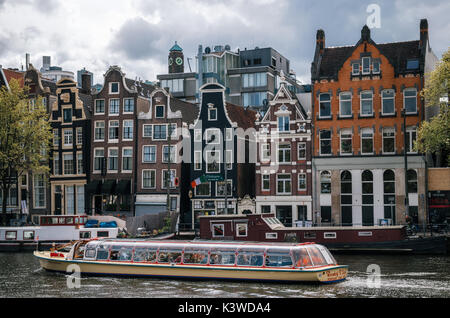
[[94, 121, 105, 141], [236, 224, 248, 237], [23, 230, 35, 240], [53, 129, 60, 146], [122, 148, 132, 171], [383, 170, 396, 221], [278, 144, 291, 163], [63, 108, 72, 123], [205, 129, 220, 144], [66, 185, 74, 215], [194, 151, 202, 170], [212, 224, 224, 237], [109, 121, 119, 141], [53, 156, 60, 175], [95, 99, 105, 114], [406, 59, 419, 70], [63, 154, 73, 175], [206, 150, 220, 173], [341, 170, 353, 226], [195, 183, 211, 196], [407, 170, 418, 193], [321, 171, 331, 194], [339, 92, 352, 117], [373, 60, 380, 74], [153, 125, 167, 140], [242, 73, 267, 88], [109, 82, 119, 94], [123, 120, 133, 140], [142, 170, 156, 189], [320, 130, 332, 155], [404, 88, 417, 114], [108, 148, 118, 171], [278, 116, 290, 132], [340, 129, 352, 155], [161, 79, 183, 93], [143, 146, 156, 163], [406, 127, 417, 153], [63, 129, 73, 146], [362, 170, 374, 226], [109, 98, 120, 115], [277, 174, 291, 195], [208, 108, 217, 121], [296, 143, 306, 160], [319, 93, 331, 118], [382, 89, 395, 115], [362, 57, 371, 74], [77, 153, 83, 174], [162, 170, 176, 189], [76, 127, 83, 145], [216, 180, 232, 196], [155, 105, 164, 118], [123, 98, 134, 113], [383, 128, 395, 154], [33, 174, 45, 208], [361, 128, 374, 155], [352, 63, 360, 75], [94, 149, 104, 171], [162, 145, 176, 163], [243, 92, 267, 107], [5, 231, 17, 240], [360, 91, 373, 116], [262, 174, 270, 191], [143, 125, 152, 138], [298, 173, 307, 191], [225, 150, 232, 170]]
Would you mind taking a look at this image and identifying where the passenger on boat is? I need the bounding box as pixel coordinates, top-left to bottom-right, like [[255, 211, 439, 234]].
[[295, 248, 312, 267]]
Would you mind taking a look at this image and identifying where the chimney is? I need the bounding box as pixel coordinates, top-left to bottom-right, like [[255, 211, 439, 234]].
[[420, 18, 428, 48], [361, 25, 371, 42], [81, 72, 92, 94], [316, 29, 325, 54], [25, 53, 30, 71]]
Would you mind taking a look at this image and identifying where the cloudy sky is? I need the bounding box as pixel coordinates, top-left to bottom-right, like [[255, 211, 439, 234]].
[[0, 0, 449, 85]]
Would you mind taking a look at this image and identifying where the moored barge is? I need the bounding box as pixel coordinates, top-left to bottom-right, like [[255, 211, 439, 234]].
[[34, 239, 348, 283]]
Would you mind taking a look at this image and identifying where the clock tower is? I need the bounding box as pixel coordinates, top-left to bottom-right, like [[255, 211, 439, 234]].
[[168, 41, 184, 74]]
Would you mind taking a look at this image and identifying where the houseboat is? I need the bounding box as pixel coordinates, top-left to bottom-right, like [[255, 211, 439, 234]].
[[0, 215, 119, 252], [199, 214, 448, 255], [34, 239, 348, 283]]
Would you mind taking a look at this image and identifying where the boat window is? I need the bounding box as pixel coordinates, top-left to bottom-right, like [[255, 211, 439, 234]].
[[316, 245, 337, 265], [80, 231, 91, 239], [84, 244, 97, 259], [133, 247, 158, 263], [293, 247, 313, 268], [66, 217, 74, 224], [307, 246, 328, 266], [158, 248, 182, 264], [96, 244, 110, 260], [23, 230, 35, 240], [5, 231, 17, 240], [109, 246, 133, 261], [237, 249, 264, 267], [209, 249, 236, 266], [183, 248, 209, 265], [59, 217, 65, 224], [97, 231, 109, 238], [265, 249, 293, 267], [52, 217, 58, 224]]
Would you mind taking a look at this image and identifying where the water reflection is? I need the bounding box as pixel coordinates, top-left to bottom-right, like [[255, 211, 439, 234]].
[[0, 253, 448, 298]]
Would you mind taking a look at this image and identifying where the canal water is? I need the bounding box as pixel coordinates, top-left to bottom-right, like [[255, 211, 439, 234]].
[[0, 252, 449, 298]]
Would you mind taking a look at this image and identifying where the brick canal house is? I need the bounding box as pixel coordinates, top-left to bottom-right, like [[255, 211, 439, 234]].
[[48, 76, 92, 215], [186, 83, 256, 229], [86, 66, 155, 216], [135, 86, 198, 217], [254, 73, 312, 227], [310, 19, 437, 227]]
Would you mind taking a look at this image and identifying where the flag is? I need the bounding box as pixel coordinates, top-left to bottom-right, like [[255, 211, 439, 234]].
[[191, 175, 206, 188]]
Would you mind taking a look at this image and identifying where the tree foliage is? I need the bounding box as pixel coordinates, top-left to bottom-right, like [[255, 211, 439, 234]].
[[416, 48, 450, 166], [0, 78, 52, 224]]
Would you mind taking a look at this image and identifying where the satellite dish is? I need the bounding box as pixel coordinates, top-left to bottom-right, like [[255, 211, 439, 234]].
[[205, 47, 211, 54]]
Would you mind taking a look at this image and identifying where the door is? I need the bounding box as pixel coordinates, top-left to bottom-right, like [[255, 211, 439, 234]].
[[54, 193, 62, 215], [94, 196, 102, 214], [362, 206, 374, 226]]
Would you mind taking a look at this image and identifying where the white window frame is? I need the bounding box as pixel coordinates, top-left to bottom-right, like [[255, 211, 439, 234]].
[[278, 144, 291, 164], [94, 99, 105, 115], [123, 98, 134, 114], [236, 223, 248, 237], [94, 121, 105, 142], [276, 174, 291, 195], [122, 147, 133, 172], [319, 130, 332, 156], [162, 145, 176, 163], [109, 98, 120, 116], [108, 120, 119, 143], [77, 152, 84, 174], [63, 129, 73, 147], [352, 63, 360, 75], [161, 169, 176, 189], [361, 128, 374, 155], [403, 88, 417, 114], [205, 128, 221, 145], [123, 120, 133, 141], [142, 145, 156, 163], [319, 93, 331, 118], [109, 82, 120, 94], [381, 89, 395, 115], [339, 92, 352, 117], [142, 169, 156, 189], [406, 126, 417, 154], [262, 174, 270, 191], [108, 148, 119, 172], [278, 116, 290, 132], [382, 128, 396, 154], [152, 124, 167, 141], [93, 148, 104, 172], [76, 127, 83, 145], [340, 128, 353, 155], [155, 105, 165, 118], [362, 57, 371, 75], [33, 174, 46, 209], [261, 143, 270, 162], [298, 173, 307, 191], [360, 91, 373, 117], [143, 124, 152, 138]]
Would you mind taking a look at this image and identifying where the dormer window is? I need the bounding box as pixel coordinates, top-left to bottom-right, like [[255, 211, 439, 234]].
[[362, 57, 371, 74], [155, 105, 165, 118]]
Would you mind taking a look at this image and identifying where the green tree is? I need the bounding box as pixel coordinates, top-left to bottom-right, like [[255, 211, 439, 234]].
[[416, 48, 450, 166], [0, 79, 52, 225]]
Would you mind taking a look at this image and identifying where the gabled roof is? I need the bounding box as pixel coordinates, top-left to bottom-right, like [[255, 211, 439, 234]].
[[1, 68, 25, 89]]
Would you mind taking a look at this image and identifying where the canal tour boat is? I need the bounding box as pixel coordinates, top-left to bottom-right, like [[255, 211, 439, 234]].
[[33, 239, 348, 283]]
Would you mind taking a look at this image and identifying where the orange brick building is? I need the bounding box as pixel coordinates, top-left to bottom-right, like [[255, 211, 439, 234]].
[[311, 19, 437, 227]]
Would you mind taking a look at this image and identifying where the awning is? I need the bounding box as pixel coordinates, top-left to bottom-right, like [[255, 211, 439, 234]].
[[101, 179, 116, 194], [116, 179, 131, 194], [85, 180, 101, 194]]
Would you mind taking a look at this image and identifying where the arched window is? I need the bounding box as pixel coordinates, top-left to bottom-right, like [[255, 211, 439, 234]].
[[407, 170, 418, 193], [362, 170, 374, 226], [383, 170, 396, 224], [320, 171, 331, 194], [341, 171, 352, 226]]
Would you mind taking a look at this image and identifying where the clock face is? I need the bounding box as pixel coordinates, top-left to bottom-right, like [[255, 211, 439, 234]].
[[175, 57, 183, 65], [168, 57, 173, 66]]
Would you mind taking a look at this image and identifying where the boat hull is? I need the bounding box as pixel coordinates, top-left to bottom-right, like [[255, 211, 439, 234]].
[[34, 251, 348, 284]]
